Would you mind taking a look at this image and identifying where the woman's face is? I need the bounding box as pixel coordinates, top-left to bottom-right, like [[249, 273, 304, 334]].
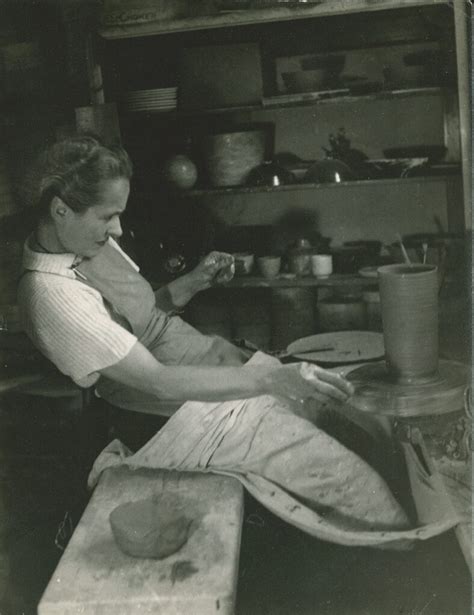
[[55, 178, 130, 257]]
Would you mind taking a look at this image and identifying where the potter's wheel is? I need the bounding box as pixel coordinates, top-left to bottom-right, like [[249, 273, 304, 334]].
[[346, 359, 469, 417]]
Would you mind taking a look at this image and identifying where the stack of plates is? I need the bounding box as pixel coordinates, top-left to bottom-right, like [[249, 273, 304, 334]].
[[121, 87, 177, 113]]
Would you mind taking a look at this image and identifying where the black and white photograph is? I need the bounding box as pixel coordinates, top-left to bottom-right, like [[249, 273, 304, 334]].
[[0, 0, 471, 613]]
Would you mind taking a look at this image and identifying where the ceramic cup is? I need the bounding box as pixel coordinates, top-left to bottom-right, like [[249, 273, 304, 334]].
[[311, 254, 333, 278], [257, 255, 281, 279], [378, 264, 438, 383]]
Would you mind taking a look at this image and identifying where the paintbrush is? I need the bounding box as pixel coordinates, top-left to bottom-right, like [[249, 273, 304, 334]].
[[396, 233, 412, 264], [422, 242, 428, 264]]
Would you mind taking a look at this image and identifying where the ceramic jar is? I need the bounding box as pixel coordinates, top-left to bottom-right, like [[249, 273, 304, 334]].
[[288, 239, 312, 277], [203, 129, 266, 187], [163, 154, 198, 189]]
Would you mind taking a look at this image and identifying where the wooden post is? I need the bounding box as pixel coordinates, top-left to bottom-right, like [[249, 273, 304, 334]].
[[75, 103, 122, 146], [453, 0, 471, 231], [59, 0, 101, 108]]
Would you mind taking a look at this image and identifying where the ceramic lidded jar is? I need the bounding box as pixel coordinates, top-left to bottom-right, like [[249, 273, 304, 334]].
[[287, 238, 313, 277]]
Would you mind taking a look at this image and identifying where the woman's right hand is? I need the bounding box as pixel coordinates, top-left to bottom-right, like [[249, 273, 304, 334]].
[[262, 362, 354, 405]]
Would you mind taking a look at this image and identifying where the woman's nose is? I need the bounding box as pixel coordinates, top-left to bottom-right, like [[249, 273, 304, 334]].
[[108, 217, 123, 238]]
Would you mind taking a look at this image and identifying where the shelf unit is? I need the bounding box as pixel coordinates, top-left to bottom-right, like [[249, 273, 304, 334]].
[[91, 2, 469, 254], [97, 0, 469, 231], [78, 0, 470, 345], [72, 0, 470, 228]]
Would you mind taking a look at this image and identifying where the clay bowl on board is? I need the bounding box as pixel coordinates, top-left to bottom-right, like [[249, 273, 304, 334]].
[[109, 497, 192, 560]]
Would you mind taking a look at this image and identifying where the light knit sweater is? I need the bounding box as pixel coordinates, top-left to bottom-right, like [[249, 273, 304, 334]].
[[18, 238, 138, 387]]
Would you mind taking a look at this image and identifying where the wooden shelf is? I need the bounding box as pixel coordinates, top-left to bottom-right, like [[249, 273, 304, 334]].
[[224, 274, 376, 289], [175, 174, 460, 198], [149, 274, 376, 291], [119, 86, 446, 118], [99, 0, 447, 39]]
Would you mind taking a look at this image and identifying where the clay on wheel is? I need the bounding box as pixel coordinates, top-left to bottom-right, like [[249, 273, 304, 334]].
[[109, 497, 191, 559]]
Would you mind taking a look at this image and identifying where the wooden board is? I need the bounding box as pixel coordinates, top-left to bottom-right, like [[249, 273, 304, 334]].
[[99, 0, 448, 39], [38, 467, 244, 615], [287, 330, 385, 364]]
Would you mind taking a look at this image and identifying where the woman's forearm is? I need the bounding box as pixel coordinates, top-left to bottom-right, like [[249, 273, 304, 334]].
[[155, 364, 270, 401], [154, 273, 203, 312], [100, 340, 268, 402], [154, 252, 235, 312], [100, 341, 354, 408]]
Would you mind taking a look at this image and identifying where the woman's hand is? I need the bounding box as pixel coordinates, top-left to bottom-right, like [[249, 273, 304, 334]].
[[262, 362, 354, 405], [191, 252, 235, 289], [155, 251, 235, 312]]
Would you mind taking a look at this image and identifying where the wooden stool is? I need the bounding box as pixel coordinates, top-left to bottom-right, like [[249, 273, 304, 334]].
[[38, 466, 244, 615]]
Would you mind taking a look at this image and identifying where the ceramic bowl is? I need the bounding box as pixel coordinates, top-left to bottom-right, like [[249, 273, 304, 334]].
[[246, 161, 295, 187], [304, 159, 355, 183]]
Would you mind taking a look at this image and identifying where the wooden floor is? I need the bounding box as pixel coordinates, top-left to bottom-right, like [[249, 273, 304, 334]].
[[0, 393, 470, 615]]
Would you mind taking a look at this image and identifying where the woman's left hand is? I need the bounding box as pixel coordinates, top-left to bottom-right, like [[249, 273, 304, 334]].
[[192, 251, 235, 288]]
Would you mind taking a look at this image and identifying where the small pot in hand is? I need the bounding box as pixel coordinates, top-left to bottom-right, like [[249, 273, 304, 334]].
[[232, 252, 255, 276]]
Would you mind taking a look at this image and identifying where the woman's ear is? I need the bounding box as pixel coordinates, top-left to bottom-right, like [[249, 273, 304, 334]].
[[50, 196, 69, 221]]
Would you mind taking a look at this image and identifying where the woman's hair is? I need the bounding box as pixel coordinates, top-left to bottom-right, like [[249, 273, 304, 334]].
[[35, 135, 133, 217]]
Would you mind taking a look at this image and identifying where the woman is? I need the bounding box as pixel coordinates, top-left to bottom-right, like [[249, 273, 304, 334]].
[[19, 136, 446, 548]]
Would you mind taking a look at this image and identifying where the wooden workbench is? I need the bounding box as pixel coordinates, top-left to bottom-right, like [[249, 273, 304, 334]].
[[38, 466, 244, 615]]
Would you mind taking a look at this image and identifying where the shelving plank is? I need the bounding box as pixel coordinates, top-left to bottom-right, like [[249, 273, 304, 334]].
[[99, 0, 447, 39], [224, 274, 376, 289], [120, 87, 445, 118], [177, 175, 460, 198], [150, 275, 375, 290], [149, 274, 376, 291]]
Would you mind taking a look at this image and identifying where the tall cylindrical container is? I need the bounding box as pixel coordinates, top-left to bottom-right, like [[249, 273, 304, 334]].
[[378, 264, 438, 383]]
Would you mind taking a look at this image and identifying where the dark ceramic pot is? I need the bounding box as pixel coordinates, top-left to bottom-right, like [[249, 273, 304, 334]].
[[304, 159, 355, 184]]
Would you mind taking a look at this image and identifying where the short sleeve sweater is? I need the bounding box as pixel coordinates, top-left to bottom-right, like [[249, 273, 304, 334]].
[[18, 238, 138, 388]]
